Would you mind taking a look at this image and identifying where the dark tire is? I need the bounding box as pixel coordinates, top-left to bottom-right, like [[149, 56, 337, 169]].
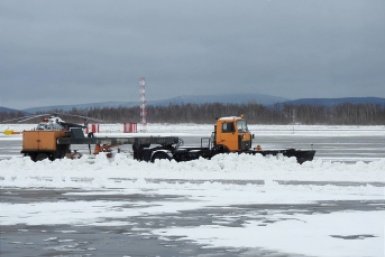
[[48, 154, 56, 161], [151, 152, 171, 162], [213, 144, 229, 153], [28, 153, 37, 162], [35, 153, 49, 161]]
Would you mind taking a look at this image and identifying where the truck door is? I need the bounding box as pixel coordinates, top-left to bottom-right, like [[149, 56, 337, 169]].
[[216, 121, 239, 151]]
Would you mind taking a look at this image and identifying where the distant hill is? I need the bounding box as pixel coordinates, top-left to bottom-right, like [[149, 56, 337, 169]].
[[23, 101, 138, 113], [22, 93, 287, 113], [0, 106, 23, 113], [0, 106, 27, 123], [158, 93, 287, 106], [279, 97, 385, 106]]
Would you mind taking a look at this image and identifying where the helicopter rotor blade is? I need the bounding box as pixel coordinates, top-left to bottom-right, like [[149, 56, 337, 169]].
[[0, 114, 51, 124], [1, 113, 104, 124], [47, 113, 104, 123], [16, 114, 51, 123]]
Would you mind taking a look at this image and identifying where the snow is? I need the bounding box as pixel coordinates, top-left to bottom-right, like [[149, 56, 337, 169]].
[[0, 135, 21, 141], [0, 123, 384, 257], [0, 154, 384, 189], [1, 153, 383, 256], [1, 155, 383, 214], [155, 211, 384, 257], [1, 123, 385, 140]]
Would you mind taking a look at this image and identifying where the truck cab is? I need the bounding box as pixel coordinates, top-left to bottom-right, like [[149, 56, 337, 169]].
[[213, 116, 252, 152]]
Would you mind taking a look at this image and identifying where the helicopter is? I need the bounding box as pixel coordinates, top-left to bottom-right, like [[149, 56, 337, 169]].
[[0, 113, 105, 161]]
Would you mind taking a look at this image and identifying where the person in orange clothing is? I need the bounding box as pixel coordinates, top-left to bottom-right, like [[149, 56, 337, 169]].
[[94, 144, 102, 154]]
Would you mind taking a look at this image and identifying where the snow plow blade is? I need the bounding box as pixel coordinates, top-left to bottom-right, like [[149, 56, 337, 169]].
[[250, 149, 316, 164]]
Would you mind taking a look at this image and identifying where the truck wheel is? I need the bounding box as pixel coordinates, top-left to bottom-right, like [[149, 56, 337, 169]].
[[151, 152, 171, 162], [214, 144, 229, 153], [48, 154, 56, 161], [28, 153, 37, 162], [35, 153, 48, 161]]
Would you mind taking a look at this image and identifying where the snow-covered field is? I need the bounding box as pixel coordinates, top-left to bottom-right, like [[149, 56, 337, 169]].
[[0, 123, 384, 257], [2, 123, 385, 136]]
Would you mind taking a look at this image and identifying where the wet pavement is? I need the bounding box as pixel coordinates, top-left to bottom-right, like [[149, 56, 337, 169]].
[[1, 188, 384, 257]]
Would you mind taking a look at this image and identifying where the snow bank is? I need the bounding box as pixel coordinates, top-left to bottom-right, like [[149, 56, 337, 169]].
[[0, 154, 384, 189]]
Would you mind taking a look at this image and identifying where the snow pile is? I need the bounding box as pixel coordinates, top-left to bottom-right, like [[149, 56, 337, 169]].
[[1, 155, 383, 227], [0, 154, 384, 189]]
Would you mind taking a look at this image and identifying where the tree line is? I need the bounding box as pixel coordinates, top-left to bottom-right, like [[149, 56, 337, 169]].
[[1, 103, 384, 124], [68, 103, 385, 125]]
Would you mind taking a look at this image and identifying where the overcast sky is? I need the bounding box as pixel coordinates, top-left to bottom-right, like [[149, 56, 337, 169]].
[[1, 0, 384, 109]]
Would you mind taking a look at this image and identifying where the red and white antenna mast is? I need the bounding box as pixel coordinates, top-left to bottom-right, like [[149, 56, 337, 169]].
[[139, 77, 147, 132]]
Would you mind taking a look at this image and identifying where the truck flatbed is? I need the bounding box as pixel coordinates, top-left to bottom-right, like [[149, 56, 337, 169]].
[[57, 133, 180, 146], [56, 129, 315, 164]]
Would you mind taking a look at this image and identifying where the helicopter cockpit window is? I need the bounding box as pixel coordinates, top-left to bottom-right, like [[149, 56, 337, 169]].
[[36, 123, 46, 130], [36, 122, 64, 131], [222, 122, 235, 133]]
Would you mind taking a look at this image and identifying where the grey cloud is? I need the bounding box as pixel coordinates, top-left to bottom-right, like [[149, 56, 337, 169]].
[[0, 0, 384, 109]]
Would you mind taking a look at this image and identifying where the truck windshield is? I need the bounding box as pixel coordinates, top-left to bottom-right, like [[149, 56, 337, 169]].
[[236, 120, 248, 132]]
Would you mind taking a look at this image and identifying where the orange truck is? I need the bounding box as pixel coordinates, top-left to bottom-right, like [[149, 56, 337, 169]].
[[134, 116, 315, 164], [21, 115, 316, 163], [21, 131, 70, 161]]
